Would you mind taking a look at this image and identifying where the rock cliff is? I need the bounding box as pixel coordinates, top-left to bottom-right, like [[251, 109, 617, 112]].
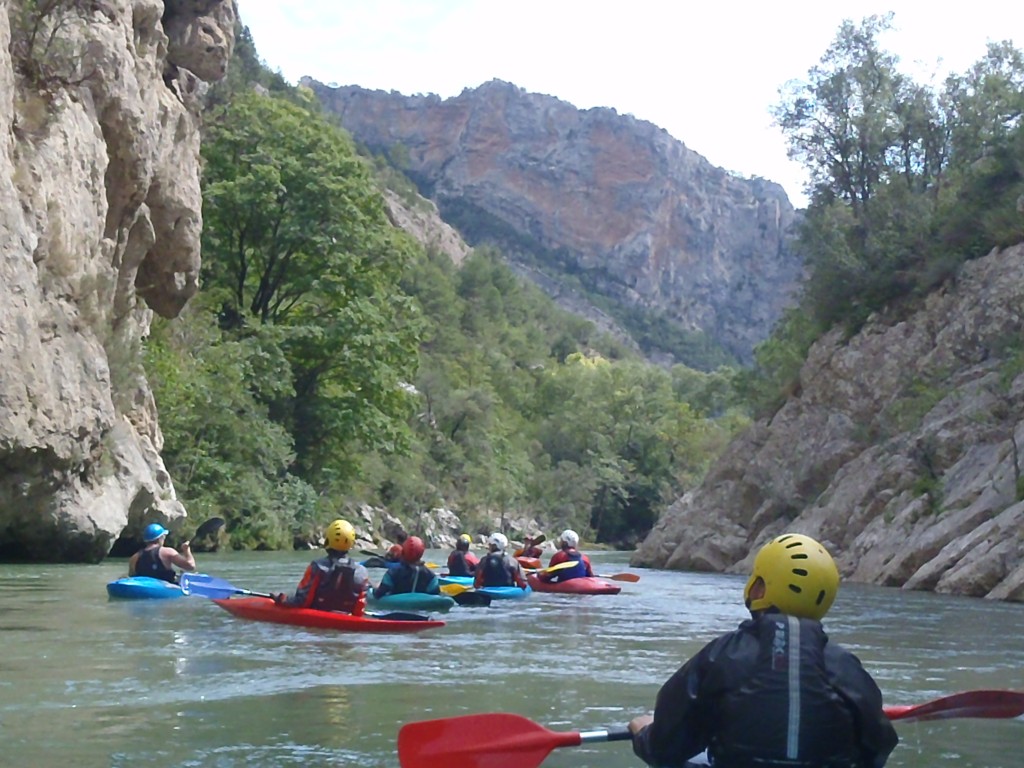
[[308, 79, 803, 365], [632, 243, 1024, 601], [0, 0, 235, 561]]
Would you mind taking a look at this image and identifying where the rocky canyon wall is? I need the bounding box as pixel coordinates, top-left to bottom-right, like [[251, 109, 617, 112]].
[[0, 0, 234, 561]]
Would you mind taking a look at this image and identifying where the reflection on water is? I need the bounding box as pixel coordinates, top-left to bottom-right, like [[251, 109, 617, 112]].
[[0, 551, 1021, 767]]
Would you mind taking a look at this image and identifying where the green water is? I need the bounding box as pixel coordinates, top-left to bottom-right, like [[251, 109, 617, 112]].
[[0, 550, 1021, 767]]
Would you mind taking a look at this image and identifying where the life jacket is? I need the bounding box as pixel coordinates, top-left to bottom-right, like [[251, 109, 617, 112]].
[[134, 546, 177, 583], [708, 614, 864, 768], [388, 563, 436, 593], [478, 552, 515, 587], [447, 550, 475, 577], [309, 554, 366, 614], [552, 550, 587, 580]]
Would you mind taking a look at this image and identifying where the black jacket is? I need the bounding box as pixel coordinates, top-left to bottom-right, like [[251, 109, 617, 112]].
[[633, 611, 898, 768]]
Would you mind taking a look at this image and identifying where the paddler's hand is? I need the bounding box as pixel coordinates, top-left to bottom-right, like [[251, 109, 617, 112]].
[[180, 540, 191, 552], [628, 714, 653, 735]]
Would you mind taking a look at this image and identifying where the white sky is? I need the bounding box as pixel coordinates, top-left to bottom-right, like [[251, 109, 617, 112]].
[[235, 1, 1021, 208]]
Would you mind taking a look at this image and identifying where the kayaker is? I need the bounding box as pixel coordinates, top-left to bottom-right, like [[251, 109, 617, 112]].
[[539, 529, 593, 582], [384, 529, 409, 563], [474, 532, 529, 590], [446, 533, 479, 576], [127, 522, 196, 583], [628, 533, 898, 768], [272, 519, 370, 615], [513, 533, 544, 559], [373, 536, 441, 598]]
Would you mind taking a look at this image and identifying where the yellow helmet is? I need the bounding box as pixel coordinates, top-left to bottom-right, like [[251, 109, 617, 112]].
[[744, 533, 840, 620], [325, 519, 355, 551]]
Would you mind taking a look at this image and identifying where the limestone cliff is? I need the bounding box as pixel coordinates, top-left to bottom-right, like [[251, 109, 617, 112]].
[[0, 0, 235, 561], [632, 243, 1024, 602], [308, 79, 803, 365]]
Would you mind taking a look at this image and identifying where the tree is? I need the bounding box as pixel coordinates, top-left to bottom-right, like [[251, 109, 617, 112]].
[[200, 90, 421, 480]]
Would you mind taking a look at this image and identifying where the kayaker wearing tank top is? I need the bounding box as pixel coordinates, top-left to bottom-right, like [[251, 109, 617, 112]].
[[629, 534, 898, 768], [273, 519, 369, 615], [128, 523, 196, 583], [474, 533, 528, 589], [539, 529, 593, 582], [374, 536, 440, 598], [446, 533, 479, 576]]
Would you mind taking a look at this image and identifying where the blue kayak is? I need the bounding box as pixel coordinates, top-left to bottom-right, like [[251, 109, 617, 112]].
[[106, 576, 185, 600], [438, 575, 529, 599], [369, 592, 456, 612], [479, 585, 531, 600]]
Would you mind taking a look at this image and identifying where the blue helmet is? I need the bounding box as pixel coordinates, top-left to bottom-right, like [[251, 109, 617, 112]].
[[143, 523, 169, 542]]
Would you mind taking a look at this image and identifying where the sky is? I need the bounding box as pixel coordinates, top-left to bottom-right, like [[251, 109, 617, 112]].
[[235, 1, 1021, 208]]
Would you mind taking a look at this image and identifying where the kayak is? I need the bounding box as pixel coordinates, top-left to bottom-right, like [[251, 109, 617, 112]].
[[438, 575, 529, 599], [212, 597, 446, 633], [479, 585, 531, 600], [516, 556, 542, 570], [526, 573, 621, 595], [107, 576, 185, 599], [438, 575, 474, 587], [369, 592, 457, 612]]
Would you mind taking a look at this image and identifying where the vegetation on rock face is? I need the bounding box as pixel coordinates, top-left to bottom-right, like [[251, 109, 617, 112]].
[[145, 23, 743, 549], [745, 13, 1024, 416]]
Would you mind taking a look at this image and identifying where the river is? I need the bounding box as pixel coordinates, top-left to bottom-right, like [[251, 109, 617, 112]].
[[1, 549, 1021, 767]]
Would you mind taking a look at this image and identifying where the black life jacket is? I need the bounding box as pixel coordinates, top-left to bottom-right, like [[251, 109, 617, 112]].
[[310, 554, 364, 613], [447, 550, 475, 577], [709, 614, 864, 768], [479, 552, 514, 587], [388, 563, 435, 593], [134, 546, 177, 583]]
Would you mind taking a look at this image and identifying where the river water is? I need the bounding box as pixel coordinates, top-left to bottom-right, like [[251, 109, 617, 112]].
[[1, 549, 1021, 768]]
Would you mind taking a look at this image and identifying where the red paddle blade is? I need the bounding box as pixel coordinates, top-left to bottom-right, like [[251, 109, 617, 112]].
[[398, 713, 581, 768], [885, 690, 1024, 722], [605, 572, 640, 582]]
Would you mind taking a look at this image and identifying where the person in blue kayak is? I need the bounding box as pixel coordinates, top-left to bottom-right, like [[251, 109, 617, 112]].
[[127, 522, 196, 583], [629, 533, 898, 768], [474, 532, 529, 589], [273, 519, 370, 615], [373, 536, 440, 598], [446, 533, 479, 577], [538, 529, 593, 582]]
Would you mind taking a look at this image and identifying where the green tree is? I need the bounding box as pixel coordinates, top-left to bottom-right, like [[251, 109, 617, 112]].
[[200, 90, 422, 480]]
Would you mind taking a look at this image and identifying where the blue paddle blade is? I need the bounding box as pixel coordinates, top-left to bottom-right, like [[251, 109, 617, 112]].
[[179, 573, 241, 598]]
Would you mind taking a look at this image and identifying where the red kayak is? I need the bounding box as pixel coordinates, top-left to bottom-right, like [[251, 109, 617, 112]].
[[212, 597, 445, 633], [516, 555, 542, 570], [526, 573, 621, 595]]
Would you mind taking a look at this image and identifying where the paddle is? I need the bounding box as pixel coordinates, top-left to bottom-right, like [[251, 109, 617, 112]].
[[595, 572, 640, 583], [180, 573, 274, 599], [451, 591, 492, 607], [398, 713, 630, 768], [440, 583, 472, 596], [884, 689, 1024, 722], [526, 560, 581, 575], [180, 573, 434, 621], [398, 691, 1024, 768], [191, 516, 225, 540]]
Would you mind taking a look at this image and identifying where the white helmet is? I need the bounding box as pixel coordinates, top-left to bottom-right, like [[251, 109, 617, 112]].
[[488, 532, 509, 551], [560, 529, 579, 548]]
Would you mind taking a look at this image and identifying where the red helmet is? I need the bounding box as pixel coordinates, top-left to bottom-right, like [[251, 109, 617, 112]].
[[402, 535, 426, 564]]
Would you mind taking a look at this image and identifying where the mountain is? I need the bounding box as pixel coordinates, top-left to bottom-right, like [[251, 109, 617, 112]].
[[307, 79, 804, 368]]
